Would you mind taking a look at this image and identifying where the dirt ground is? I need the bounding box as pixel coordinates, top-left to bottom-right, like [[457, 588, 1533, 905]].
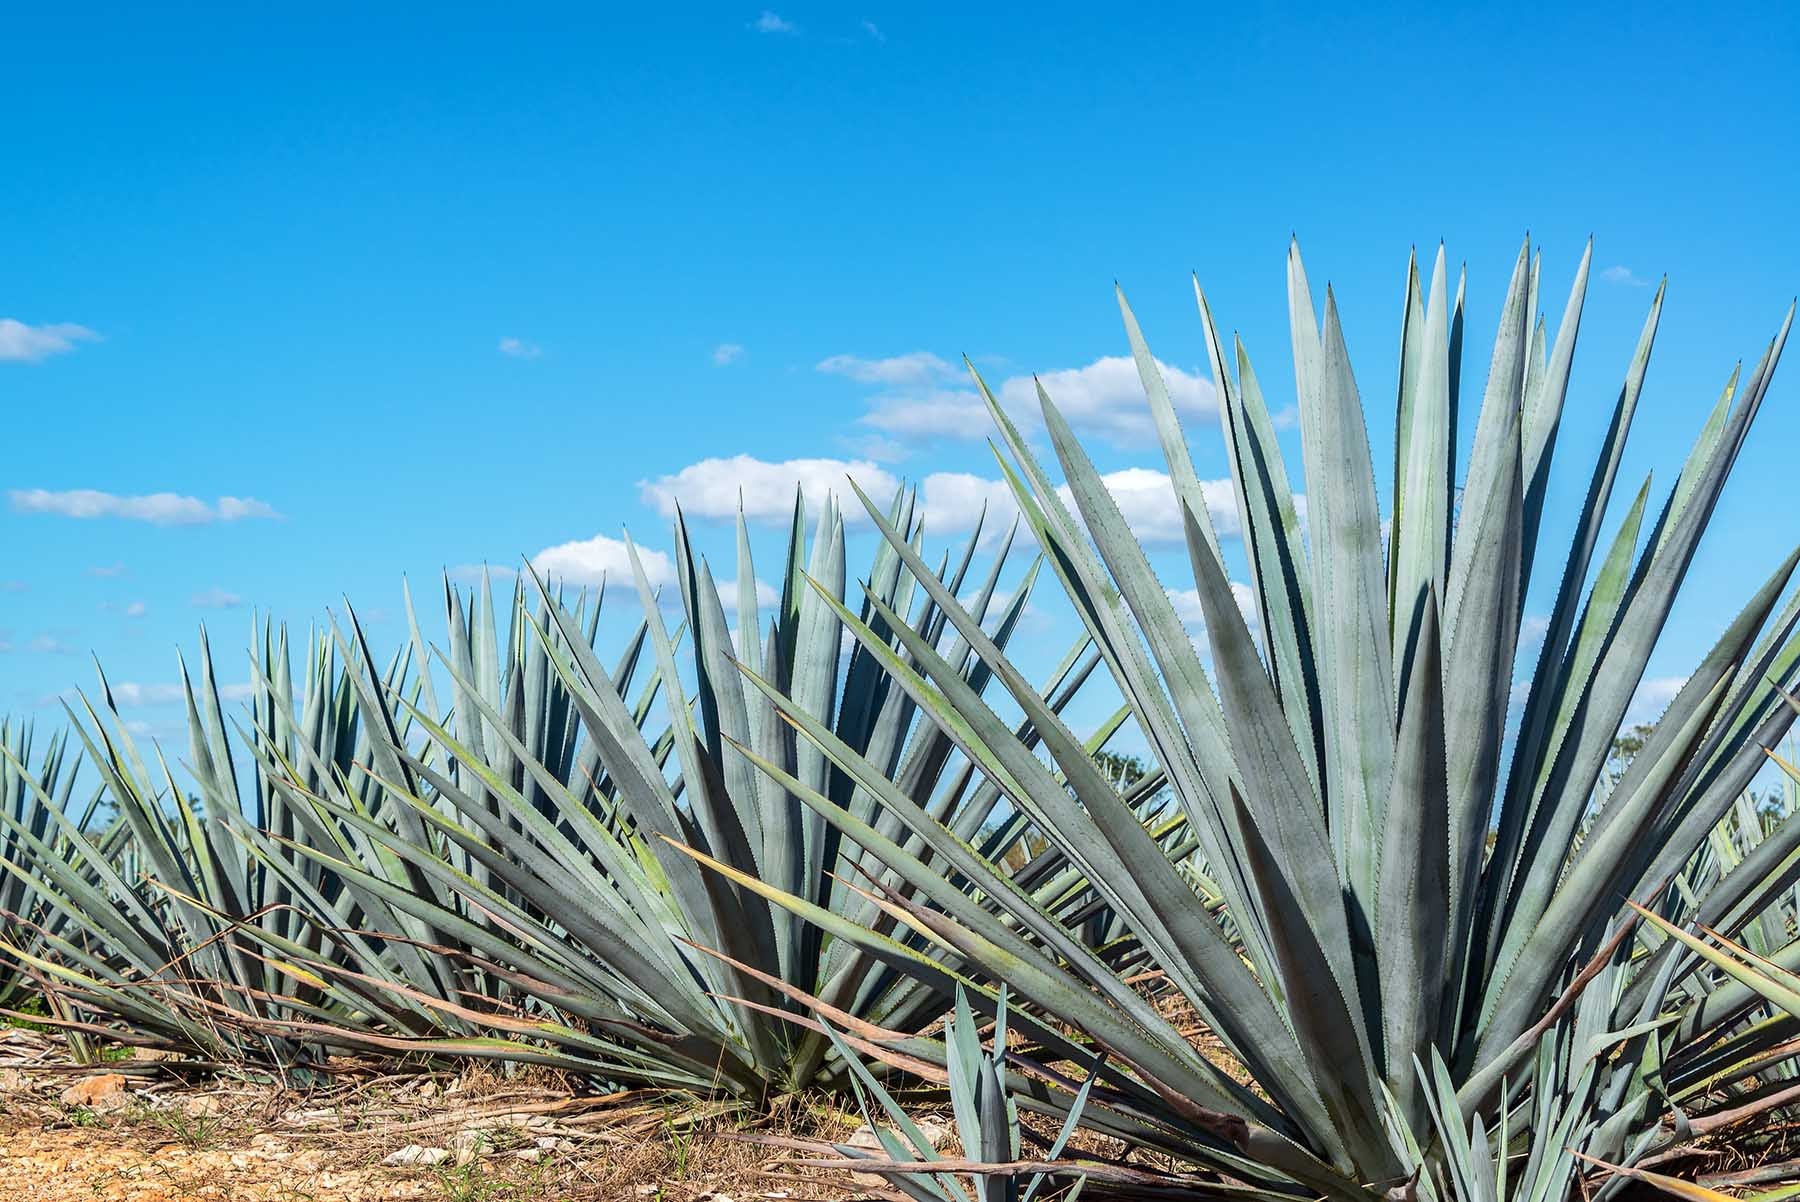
[[0, 1029, 857, 1202]]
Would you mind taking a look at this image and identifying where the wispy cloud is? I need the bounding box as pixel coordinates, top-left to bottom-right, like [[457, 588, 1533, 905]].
[[1600, 265, 1652, 288], [838, 431, 912, 463], [639, 453, 1265, 548], [87, 563, 128, 578], [918, 466, 1255, 546], [861, 19, 885, 41], [498, 336, 541, 359], [1005, 357, 1218, 443], [1517, 613, 1551, 659], [1625, 675, 1688, 726], [1166, 581, 1262, 640], [190, 587, 243, 609], [829, 351, 1219, 448], [752, 10, 798, 34], [712, 342, 745, 366], [0, 319, 99, 363], [717, 577, 780, 610], [641, 455, 900, 526], [10, 489, 281, 525], [818, 351, 957, 387], [100, 600, 148, 618], [96, 680, 255, 707], [446, 563, 519, 585], [26, 634, 70, 655], [531, 533, 676, 590]]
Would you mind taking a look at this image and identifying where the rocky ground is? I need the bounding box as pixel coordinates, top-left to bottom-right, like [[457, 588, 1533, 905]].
[[0, 1029, 855, 1201]]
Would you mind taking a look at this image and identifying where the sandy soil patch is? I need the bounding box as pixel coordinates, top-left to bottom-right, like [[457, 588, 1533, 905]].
[[0, 1029, 853, 1202]]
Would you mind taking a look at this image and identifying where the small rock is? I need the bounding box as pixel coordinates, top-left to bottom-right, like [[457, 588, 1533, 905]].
[[60, 1073, 127, 1110], [0, 1067, 28, 1092], [513, 1148, 543, 1163], [845, 1120, 952, 1187], [383, 1144, 450, 1167], [181, 1094, 223, 1117], [635, 1187, 659, 1197]]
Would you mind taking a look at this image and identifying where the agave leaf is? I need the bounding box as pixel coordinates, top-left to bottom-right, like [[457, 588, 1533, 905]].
[[1390, 245, 1455, 681], [1218, 322, 1321, 784], [1518, 240, 1593, 586], [1117, 284, 1224, 563], [1303, 289, 1394, 908], [1376, 588, 1450, 1130], [1185, 501, 1375, 1090]]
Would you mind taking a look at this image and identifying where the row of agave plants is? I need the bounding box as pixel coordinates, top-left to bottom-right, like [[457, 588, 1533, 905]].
[[2, 238, 1798, 1201]]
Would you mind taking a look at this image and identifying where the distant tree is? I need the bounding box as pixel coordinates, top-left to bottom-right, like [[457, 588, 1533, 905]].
[[1092, 750, 1150, 793], [1602, 723, 1656, 800]]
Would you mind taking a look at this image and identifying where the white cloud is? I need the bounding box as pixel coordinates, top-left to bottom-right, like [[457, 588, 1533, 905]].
[[498, 336, 541, 359], [712, 342, 745, 366], [717, 577, 780, 610], [190, 587, 243, 609], [10, 489, 281, 525], [531, 533, 676, 591], [1518, 614, 1551, 658], [1625, 675, 1688, 727], [817, 351, 956, 387], [0, 319, 98, 363], [1600, 266, 1651, 288], [838, 432, 912, 463], [843, 352, 1218, 448], [476, 541, 770, 614], [99, 600, 148, 618], [87, 563, 128, 577], [914, 472, 1019, 537], [101, 680, 255, 707], [105, 682, 185, 705], [27, 635, 69, 654], [1166, 581, 1261, 639], [446, 564, 519, 586], [752, 10, 797, 33], [1058, 466, 1237, 545], [1003, 468, 1238, 545], [859, 388, 989, 438], [1508, 678, 1534, 718], [643, 453, 1257, 549], [861, 19, 885, 40], [640, 455, 902, 525], [1003, 356, 1217, 444], [217, 496, 281, 520]]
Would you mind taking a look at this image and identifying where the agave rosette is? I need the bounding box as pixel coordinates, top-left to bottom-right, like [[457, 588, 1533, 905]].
[[704, 239, 1800, 1196]]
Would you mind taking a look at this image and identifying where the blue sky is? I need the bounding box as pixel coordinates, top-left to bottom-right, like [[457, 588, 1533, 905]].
[[3, 4, 1798, 752]]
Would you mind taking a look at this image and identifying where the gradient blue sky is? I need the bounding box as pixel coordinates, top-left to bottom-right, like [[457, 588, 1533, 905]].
[[4, 4, 1798, 750]]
